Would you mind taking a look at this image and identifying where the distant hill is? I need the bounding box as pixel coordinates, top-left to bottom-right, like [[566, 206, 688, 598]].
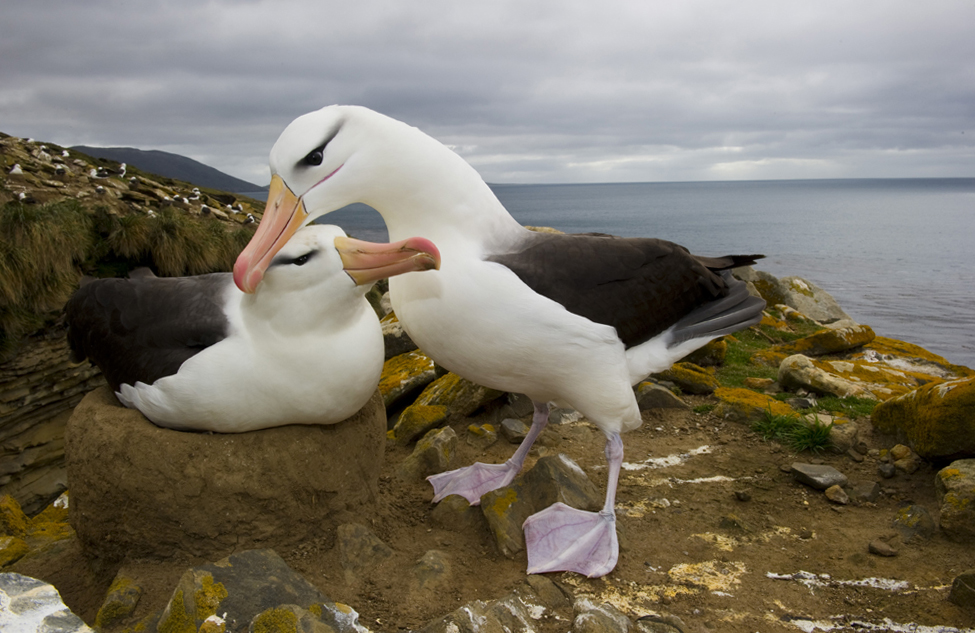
[[70, 146, 267, 194]]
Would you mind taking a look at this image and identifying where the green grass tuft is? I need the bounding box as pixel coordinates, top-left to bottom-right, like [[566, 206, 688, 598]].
[[750, 405, 833, 453]]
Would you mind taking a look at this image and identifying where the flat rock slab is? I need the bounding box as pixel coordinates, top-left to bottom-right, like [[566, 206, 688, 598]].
[[0, 572, 93, 632], [65, 386, 385, 560], [790, 463, 848, 490]]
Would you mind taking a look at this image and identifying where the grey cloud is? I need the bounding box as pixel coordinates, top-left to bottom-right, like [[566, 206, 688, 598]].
[[1, 0, 972, 184]]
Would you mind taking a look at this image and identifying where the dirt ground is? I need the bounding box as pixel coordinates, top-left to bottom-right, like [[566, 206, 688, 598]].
[[15, 397, 975, 632]]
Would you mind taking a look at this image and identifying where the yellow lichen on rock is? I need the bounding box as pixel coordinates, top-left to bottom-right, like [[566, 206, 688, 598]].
[[768, 324, 875, 357], [0, 494, 28, 539], [378, 350, 435, 408], [872, 376, 975, 459], [415, 372, 504, 415], [157, 589, 195, 633], [713, 388, 793, 423], [194, 573, 228, 621], [653, 362, 719, 394], [0, 535, 29, 566], [391, 404, 448, 445], [251, 607, 299, 633]]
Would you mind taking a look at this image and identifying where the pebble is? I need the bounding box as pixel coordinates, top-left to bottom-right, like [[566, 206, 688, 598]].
[[848, 480, 881, 504], [500, 417, 529, 443], [824, 485, 849, 505], [892, 504, 937, 542], [868, 539, 898, 557], [878, 463, 897, 479], [949, 569, 975, 609], [734, 490, 752, 502], [790, 463, 848, 490]]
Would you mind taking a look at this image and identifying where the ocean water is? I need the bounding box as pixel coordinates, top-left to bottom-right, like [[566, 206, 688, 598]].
[[277, 178, 975, 368]]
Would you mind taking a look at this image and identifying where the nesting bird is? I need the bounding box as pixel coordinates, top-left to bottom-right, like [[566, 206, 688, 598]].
[[66, 224, 440, 433]]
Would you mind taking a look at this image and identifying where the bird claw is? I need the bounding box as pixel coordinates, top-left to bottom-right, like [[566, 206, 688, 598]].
[[523, 502, 619, 578], [427, 461, 520, 505]]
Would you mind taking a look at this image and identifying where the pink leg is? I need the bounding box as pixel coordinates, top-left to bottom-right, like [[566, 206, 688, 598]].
[[522, 432, 622, 578], [428, 401, 550, 505]]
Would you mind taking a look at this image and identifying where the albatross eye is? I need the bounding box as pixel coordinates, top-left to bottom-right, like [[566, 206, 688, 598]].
[[304, 149, 324, 166], [293, 253, 312, 266]]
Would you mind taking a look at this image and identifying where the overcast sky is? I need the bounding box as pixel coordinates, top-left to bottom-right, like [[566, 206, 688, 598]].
[[2, 1, 972, 185]]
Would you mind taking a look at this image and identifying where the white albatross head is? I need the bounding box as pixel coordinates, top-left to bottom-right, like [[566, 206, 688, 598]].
[[247, 223, 440, 329], [233, 105, 496, 293]]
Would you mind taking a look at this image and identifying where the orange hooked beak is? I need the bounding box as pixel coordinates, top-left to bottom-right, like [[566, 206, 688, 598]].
[[234, 174, 308, 292], [335, 235, 441, 285]]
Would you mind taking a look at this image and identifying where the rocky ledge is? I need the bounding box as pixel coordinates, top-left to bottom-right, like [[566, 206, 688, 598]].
[[2, 264, 975, 632]]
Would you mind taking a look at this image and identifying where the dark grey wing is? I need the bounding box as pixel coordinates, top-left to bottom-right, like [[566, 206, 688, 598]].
[[65, 273, 232, 391], [489, 232, 764, 348]]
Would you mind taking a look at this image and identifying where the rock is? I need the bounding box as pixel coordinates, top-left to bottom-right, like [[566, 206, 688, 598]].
[[491, 393, 536, 424], [718, 513, 755, 533], [414, 372, 505, 417], [378, 350, 437, 410], [572, 599, 633, 633], [848, 481, 881, 504], [889, 444, 912, 461], [390, 404, 449, 445], [712, 387, 794, 423], [155, 549, 328, 633], [65, 387, 385, 560], [878, 463, 897, 479], [0, 536, 29, 566], [526, 574, 572, 610], [249, 605, 334, 633], [466, 423, 498, 450], [949, 570, 975, 610], [481, 455, 601, 557], [679, 338, 727, 367], [935, 459, 975, 543], [635, 382, 689, 410], [500, 418, 530, 443], [312, 601, 371, 633], [790, 463, 848, 490], [871, 377, 975, 460], [417, 592, 545, 633], [0, 494, 28, 538], [381, 312, 418, 359], [868, 539, 897, 557], [651, 362, 719, 395], [736, 269, 850, 323], [743, 377, 776, 391], [824, 485, 849, 505], [636, 614, 686, 633], [396, 426, 458, 481], [0, 573, 92, 632], [734, 490, 752, 502], [892, 504, 936, 542], [430, 495, 483, 532], [95, 571, 142, 628], [893, 455, 921, 475], [778, 354, 872, 399], [828, 419, 858, 454], [337, 523, 393, 576], [0, 324, 104, 515], [767, 324, 876, 357], [411, 549, 452, 594]]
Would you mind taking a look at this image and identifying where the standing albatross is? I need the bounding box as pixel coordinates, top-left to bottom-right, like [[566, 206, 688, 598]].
[[233, 106, 766, 577], [67, 224, 440, 432]]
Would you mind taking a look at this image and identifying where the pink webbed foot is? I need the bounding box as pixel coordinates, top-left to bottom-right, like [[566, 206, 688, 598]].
[[522, 502, 619, 578], [427, 461, 521, 505]]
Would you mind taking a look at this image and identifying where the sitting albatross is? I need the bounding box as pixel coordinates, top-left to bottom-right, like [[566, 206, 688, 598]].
[[233, 106, 766, 577], [66, 224, 440, 433]]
